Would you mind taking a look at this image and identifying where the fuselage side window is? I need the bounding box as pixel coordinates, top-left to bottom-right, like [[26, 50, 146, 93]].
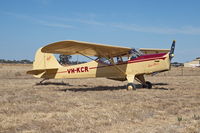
[[113, 56, 128, 64], [98, 57, 111, 65]]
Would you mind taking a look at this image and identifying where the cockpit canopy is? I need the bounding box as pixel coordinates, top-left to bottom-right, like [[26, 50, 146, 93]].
[[96, 49, 143, 65]]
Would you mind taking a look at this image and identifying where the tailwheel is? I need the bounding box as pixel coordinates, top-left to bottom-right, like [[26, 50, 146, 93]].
[[127, 83, 136, 90], [143, 81, 152, 89]]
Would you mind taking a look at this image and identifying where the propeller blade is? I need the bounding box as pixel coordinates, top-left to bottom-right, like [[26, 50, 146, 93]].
[[170, 40, 176, 59]]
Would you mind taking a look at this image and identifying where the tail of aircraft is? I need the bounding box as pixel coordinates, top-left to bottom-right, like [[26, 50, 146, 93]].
[[33, 48, 61, 69], [27, 48, 61, 78]]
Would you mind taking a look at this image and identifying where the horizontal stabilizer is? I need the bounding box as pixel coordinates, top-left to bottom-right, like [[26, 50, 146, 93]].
[[27, 68, 58, 75]]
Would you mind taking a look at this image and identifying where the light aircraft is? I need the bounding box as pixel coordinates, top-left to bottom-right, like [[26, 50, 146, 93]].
[[27, 40, 176, 90]]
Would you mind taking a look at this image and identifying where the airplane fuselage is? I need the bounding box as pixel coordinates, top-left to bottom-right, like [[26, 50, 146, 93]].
[[36, 52, 170, 80]]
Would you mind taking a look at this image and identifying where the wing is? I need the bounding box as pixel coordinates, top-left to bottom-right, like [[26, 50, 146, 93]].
[[41, 40, 131, 57], [139, 48, 170, 54]]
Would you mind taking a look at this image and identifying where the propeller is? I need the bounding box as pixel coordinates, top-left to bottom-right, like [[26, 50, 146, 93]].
[[169, 40, 176, 60]]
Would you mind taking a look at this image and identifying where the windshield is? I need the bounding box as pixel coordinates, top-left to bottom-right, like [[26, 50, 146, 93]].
[[129, 48, 143, 60]]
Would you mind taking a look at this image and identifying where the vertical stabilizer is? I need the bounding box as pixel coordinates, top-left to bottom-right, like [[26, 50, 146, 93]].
[[33, 48, 61, 70]]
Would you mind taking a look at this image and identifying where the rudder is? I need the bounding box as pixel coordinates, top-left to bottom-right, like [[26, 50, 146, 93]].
[[33, 47, 61, 70]]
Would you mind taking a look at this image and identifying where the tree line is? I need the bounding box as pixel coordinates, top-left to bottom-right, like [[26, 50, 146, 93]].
[[0, 59, 32, 64]]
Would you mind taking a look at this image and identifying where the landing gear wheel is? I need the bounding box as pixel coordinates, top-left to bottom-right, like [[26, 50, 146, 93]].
[[145, 81, 152, 89], [127, 83, 136, 90]]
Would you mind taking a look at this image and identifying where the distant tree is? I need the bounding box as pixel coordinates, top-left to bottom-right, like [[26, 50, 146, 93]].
[[59, 55, 72, 65]]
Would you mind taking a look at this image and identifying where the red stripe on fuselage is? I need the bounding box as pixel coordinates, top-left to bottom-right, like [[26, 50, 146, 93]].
[[128, 53, 166, 62], [57, 71, 69, 73]]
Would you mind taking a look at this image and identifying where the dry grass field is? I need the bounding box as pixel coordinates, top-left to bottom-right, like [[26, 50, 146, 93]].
[[0, 64, 200, 133]]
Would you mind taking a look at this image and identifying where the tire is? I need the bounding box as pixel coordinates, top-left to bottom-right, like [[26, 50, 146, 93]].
[[145, 81, 152, 89], [127, 83, 136, 90]]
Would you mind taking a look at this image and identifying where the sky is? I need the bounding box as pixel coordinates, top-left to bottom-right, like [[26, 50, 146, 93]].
[[0, 0, 200, 63]]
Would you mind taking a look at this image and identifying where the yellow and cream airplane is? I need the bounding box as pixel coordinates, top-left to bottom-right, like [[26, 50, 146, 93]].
[[27, 40, 176, 90]]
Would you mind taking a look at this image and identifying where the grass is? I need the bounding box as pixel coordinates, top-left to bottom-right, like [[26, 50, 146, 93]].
[[0, 64, 200, 132]]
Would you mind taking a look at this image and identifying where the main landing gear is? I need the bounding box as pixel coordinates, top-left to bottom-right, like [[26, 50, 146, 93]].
[[127, 83, 136, 90], [126, 75, 152, 90], [142, 81, 152, 89]]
